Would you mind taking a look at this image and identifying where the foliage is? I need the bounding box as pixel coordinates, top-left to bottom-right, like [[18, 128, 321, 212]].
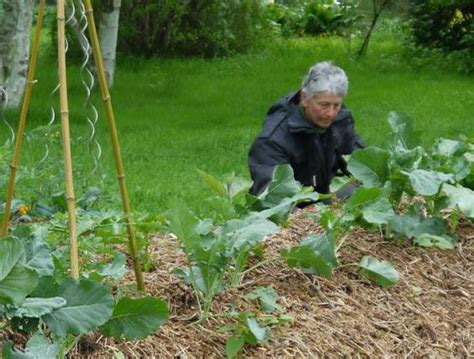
[[0, 226, 168, 355], [167, 199, 279, 320], [264, 0, 361, 38], [407, 0, 474, 72], [282, 113, 471, 285], [220, 288, 291, 358], [117, 0, 269, 58], [168, 164, 319, 320], [346, 112, 473, 245]]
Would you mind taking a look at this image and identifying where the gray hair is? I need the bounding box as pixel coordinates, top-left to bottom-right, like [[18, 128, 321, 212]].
[[301, 61, 348, 98]]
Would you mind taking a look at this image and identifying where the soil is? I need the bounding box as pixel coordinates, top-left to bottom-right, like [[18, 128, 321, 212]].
[[1, 210, 473, 358]]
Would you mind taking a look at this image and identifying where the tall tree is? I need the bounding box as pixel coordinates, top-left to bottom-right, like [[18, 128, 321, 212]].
[[99, 0, 121, 87], [357, 0, 391, 58], [0, 0, 35, 108]]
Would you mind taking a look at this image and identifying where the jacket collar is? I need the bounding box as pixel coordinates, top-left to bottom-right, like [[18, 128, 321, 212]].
[[286, 91, 324, 134]]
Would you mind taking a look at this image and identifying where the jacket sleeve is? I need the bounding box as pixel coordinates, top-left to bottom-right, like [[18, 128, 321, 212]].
[[248, 137, 289, 195]]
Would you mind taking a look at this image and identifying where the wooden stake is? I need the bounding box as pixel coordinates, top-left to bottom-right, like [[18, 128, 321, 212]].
[[83, 0, 145, 291], [57, 0, 80, 279], [1, 0, 46, 238]]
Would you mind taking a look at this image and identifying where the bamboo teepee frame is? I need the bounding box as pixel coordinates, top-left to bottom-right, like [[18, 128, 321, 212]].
[[1, 0, 145, 291]]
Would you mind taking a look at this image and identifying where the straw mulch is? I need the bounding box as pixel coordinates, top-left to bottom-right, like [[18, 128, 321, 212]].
[[2, 210, 473, 358]]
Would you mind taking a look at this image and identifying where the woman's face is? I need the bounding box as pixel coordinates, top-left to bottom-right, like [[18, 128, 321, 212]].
[[300, 92, 343, 128]]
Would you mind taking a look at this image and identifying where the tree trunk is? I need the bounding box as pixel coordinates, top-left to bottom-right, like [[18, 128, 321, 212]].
[[356, 0, 390, 59], [99, 0, 121, 87], [0, 0, 35, 108], [0, 1, 18, 104]]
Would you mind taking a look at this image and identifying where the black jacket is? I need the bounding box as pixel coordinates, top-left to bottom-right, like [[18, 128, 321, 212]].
[[248, 91, 364, 195]]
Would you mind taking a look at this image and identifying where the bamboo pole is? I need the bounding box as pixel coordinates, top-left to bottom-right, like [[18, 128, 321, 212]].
[[83, 0, 145, 291], [1, 0, 47, 238], [57, 0, 80, 279]]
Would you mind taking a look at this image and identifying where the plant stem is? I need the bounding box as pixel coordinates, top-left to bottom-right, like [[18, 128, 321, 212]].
[[337, 262, 358, 269], [239, 256, 279, 278], [336, 229, 351, 252], [183, 255, 203, 318]]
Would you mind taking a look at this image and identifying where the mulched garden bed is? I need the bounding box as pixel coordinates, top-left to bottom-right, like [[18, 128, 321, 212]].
[[2, 210, 473, 358]]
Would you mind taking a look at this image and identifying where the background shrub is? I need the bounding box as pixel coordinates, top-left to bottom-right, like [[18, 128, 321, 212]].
[[117, 0, 268, 58], [407, 0, 473, 72], [264, 0, 361, 38]]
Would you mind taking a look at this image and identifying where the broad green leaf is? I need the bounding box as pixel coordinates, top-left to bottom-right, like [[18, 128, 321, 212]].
[[358, 256, 399, 287], [97, 253, 128, 280], [22, 235, 54, 277], [166, 199, 200, 249], [258, 164, 302, 207], [2, 332, 59, 359], [0, 236, 38, 307], [407, 169, 454, 196], [197, 170, 228, 197], [29, 276, 60, 298], [361, 197, 395, 225], [347, 147, 389, 187], [246, 317, 268, 344], [433, 138, 465, 157], [414, 233, 456, 249], [244, 287, 282, 313], [437, 156, 471, 181], [204, 196, 237, 221], [0, 237, 26, 281], [347, 187, 384, 209], [442, 184, 474, 218], [390, 214, 447, 239], [391, 146, 424, 171], [43, 278, 114, 337], [387, 112, 421, 150], [301, 233, 338, 268], [226, 336, 245, 359], [100, 297, 169, 340], [12, 297, 66, 318], [223, 216, 279, 254], [281, 233, 338, 279], [257, 192, 319, 224], [225, 175, 253, 200]]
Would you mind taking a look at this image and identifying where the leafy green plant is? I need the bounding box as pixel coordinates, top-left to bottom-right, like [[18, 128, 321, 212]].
[[167, 199, 278, 321], [220, 287, 291, 359], [281, 230, 398, 287], [169, 165, 323, 320], [264, 0, 361, 38], [199, 165, 321, 225], [0, 231, 169, 356], [347, 112, 473, 237]]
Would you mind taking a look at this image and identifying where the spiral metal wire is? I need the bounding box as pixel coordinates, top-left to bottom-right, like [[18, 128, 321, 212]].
[[77, 0, 102, 180], [37, 0, 102, 184], [33, 1, 78, 170]]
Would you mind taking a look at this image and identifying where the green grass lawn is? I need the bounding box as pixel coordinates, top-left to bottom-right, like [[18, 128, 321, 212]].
[[1, 33, 473, 216]]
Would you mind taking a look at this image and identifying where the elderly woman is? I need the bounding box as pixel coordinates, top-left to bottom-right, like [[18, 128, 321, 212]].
[[248, 61, 364, 197]]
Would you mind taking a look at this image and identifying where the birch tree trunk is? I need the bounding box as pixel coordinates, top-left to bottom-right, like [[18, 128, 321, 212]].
[[0, 0, 35, 108], [0, 1, 18, 104], [99, 0, 121, 87]]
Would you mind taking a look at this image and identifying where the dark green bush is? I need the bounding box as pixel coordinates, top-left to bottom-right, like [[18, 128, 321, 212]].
[[409, 0, 473, 51], [117, 0, 268, 58], [407, 0, 473, 72]]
